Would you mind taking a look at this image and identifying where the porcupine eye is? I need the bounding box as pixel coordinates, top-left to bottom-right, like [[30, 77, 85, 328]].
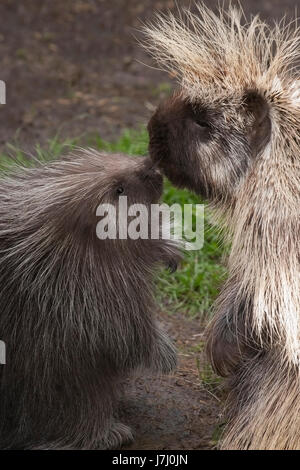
[[191, 105, 211, 131], [194, 117, 210, 129], [116, 186, 124, 195]]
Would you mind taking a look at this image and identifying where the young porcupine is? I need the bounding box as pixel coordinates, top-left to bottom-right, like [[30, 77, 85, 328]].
[[0, 150, 180, 449], [143, 4, 300, 449]]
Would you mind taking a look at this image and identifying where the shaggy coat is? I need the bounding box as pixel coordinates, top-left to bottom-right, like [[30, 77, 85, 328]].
[[144, 4, 300, 449], [0, 151, 180, 449]]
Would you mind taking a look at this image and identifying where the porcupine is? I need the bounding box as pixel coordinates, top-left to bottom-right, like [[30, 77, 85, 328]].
[[0, 150, 180, 449], [143, 3, 300, 449]]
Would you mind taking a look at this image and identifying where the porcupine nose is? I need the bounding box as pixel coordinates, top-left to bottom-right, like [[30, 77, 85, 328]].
[[149, 164, 162, 177], [139, 158, 163, 201], [141, 157, 162, 180]]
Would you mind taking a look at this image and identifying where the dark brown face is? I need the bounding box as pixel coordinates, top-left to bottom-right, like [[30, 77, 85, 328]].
[[148, 91, 271, 201], [109, 156, 163, 207], [94, 155, 179, 271], [61, 154, 164, 245]]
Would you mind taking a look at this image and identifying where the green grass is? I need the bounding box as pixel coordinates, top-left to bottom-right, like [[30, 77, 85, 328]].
[[156, 181, 227, 319], [0, 135, 78, 171], [0, 128, 227, 319], [91, 128, 149, 156]]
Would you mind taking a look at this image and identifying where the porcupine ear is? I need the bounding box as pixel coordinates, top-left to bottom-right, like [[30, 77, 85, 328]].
[[244, 90, 271, 157]]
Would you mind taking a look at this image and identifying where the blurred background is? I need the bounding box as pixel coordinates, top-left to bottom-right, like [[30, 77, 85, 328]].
[[0, 0, 297, 150], [0, 0, 298, 450]]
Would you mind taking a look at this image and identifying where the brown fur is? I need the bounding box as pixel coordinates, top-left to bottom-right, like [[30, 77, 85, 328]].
[[0, 150, 180, 449]]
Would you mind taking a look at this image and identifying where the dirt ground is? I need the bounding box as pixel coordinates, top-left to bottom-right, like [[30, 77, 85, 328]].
[[0, 0, 298, 450], [120, 311, 223, 450]]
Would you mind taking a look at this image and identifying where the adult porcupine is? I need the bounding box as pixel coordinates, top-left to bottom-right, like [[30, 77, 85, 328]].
[[144, 4, 300, 449], [0, 150, 180, 449]]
